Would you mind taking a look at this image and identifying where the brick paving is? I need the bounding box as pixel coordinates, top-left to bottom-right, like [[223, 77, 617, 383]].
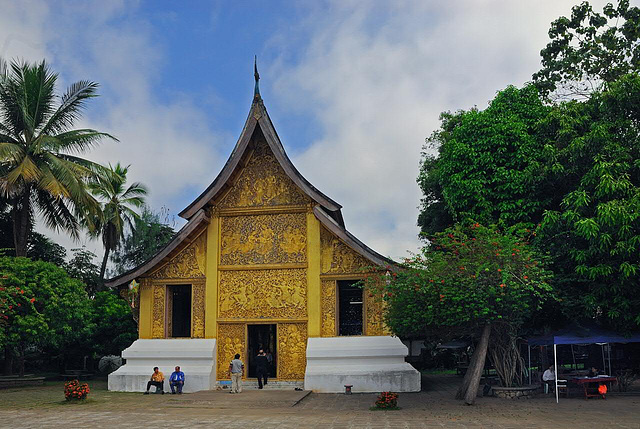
[[0, 375, 638, 428]]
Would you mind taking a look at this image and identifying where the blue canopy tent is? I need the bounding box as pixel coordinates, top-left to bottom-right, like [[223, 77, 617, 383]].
[[526, 324, 640, 403]]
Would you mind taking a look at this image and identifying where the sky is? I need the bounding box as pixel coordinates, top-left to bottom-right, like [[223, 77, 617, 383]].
[[0, 0, 611, 263]]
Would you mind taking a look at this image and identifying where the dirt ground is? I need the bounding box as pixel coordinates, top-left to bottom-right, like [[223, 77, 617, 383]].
[[0, 374, 638, 428]]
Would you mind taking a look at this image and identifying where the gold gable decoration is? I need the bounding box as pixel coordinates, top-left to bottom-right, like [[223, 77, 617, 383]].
[[219, 269, 307, 319], [321, 280, 336, 336], [150, 233, 206, 279], [218, 140, 309, 208], [278, 323, 307, 379], [217, 324, 245, 380], [220, 213, 306, 266], [320, 227, 372, 274]]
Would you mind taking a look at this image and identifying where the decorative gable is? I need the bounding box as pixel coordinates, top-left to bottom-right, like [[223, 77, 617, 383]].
[[217, 139, 309, 209], [320, 226, 373, 274], [149, 232, 207, 279]]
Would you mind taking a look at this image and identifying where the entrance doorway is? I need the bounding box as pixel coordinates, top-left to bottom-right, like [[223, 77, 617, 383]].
[[338, 280, 363, 335], [247, 324, 277, 378], [169, 285, 192, 338]]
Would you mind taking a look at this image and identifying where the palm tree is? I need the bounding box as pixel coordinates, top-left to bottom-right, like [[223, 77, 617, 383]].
[[0, 58, 117, 256], [88, 163, 147, 282]]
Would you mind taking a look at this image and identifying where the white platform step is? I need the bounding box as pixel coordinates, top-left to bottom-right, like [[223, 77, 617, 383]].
[[108, 339, 217, 393], [304, 336, 421, 393]]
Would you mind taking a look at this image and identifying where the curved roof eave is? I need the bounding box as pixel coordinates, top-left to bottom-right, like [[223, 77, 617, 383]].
[[178, 97, 343, 224], [313, 205, 397, 271], [104, 209, 210, 288]]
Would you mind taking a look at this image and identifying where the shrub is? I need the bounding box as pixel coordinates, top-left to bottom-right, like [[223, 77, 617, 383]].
[[64, 379, 90, 401], [374, 391, 398, 409]]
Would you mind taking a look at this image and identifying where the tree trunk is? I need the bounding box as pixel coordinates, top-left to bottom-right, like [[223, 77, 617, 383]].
[[18, 343, 25, 377], [3, 347, 14, 376], [12, 191, 32, 257], [99, 246, 110, 286], [455, 323, 491, 405]]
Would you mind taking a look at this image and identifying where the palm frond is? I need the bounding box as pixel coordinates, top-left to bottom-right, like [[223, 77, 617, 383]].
[[40, 129, 117, 154], [0, 141, 25, 164], [120, 181, 148, 200], [39, 80, 99, 135], [34, 187, 80, 240], [5, 154, 41, 185], [37, 165, 71, 199]]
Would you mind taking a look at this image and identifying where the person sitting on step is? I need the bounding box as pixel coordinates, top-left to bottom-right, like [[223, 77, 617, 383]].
[[144, 367, 165, 394], [169, 366, 185, 394]]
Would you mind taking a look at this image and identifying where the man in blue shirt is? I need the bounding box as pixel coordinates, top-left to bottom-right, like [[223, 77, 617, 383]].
[[169, 366, 185, 394]]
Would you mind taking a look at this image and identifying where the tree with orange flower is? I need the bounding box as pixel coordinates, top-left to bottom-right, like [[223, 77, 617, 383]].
[[366, 222, 553, 405]]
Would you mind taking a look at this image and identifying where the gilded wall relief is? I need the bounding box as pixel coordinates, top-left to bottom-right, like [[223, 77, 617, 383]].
[[218, 140, 308, 208], [150, 233, 206, 279], [278, 323, 307, 379], [192, 282, 206, 338], [365, 289, 385, 336], [321, 280, 336, 337], [151, 285, 165, 339], [218, 269, 307, 319], [217, 324, 246, 380], [320, 227, 372, 274], [220, 213, 306, 265]]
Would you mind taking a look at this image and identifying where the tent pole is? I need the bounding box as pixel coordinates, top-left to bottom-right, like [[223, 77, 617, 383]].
[[554, 343, 559, 404], [601, 345, 606, 372], [571, 344, 576, 369], [607, 343, 612, 375], [528, 345, 531, 385]]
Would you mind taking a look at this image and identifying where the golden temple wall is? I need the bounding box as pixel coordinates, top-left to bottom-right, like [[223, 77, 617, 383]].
[[136, 139, 386, 380]]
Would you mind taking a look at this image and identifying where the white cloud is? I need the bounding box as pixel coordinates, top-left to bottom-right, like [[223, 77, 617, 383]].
[[0, 0, 612, 265], [0, 0, 224, 259], [272, 0, 609, 260]]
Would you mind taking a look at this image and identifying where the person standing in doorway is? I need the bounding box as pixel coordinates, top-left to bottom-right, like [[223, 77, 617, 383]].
[[229, 353, 244, 394], [255, 349, 269, 389]]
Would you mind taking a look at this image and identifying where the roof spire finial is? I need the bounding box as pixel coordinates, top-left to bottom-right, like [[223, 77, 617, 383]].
[[254, 55, 260, 99]]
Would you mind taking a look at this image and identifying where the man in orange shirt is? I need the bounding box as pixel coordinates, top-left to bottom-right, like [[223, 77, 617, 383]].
[[144, 367, 165, 394]]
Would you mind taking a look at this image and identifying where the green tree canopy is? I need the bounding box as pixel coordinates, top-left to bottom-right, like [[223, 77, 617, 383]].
[[538, 74, 640, 331], [371, 223, 553, 339], [109, 205, 175, 277], [89, 290, 137, 357], [533, 0, 640, 99], [0, 256, 93, 375], [418, 85, 551, 236], [0, 59, 117, 256]]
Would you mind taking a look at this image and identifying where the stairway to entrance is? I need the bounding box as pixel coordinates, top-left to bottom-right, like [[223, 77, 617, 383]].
[[218, 380, 304, 390]]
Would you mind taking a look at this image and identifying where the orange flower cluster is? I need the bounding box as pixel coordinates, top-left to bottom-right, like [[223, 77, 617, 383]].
[[374, 391, 398, 409], [64, 379, 90, 401]]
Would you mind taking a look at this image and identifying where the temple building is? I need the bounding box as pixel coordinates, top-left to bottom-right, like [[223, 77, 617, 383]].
[[106, 71, 420, 393]]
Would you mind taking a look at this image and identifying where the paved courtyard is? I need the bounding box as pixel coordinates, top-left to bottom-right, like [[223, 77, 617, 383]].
[[0, 375, 638, 428]]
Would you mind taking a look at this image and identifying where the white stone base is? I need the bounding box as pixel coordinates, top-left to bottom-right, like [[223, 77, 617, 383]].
[[108, 339, 217, 393], [304, 336, 421, 393]]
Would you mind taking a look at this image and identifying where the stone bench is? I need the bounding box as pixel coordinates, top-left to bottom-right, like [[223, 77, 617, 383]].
[[0, 376, 45, 389]]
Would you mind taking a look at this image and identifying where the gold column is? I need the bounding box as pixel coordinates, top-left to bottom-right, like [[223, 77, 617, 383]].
[[306, 211, 321, 337], [205, 215, 219, 338], [138, 279, 152, 339]]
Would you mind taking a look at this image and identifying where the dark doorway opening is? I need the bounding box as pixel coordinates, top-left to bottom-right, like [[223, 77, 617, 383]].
[[338, 280, 363, 336], [247, 324, 277, 378], [169, 285, 192, 338]]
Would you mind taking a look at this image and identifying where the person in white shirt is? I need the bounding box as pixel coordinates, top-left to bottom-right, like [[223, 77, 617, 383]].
[[542, 365, 555, 393]]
